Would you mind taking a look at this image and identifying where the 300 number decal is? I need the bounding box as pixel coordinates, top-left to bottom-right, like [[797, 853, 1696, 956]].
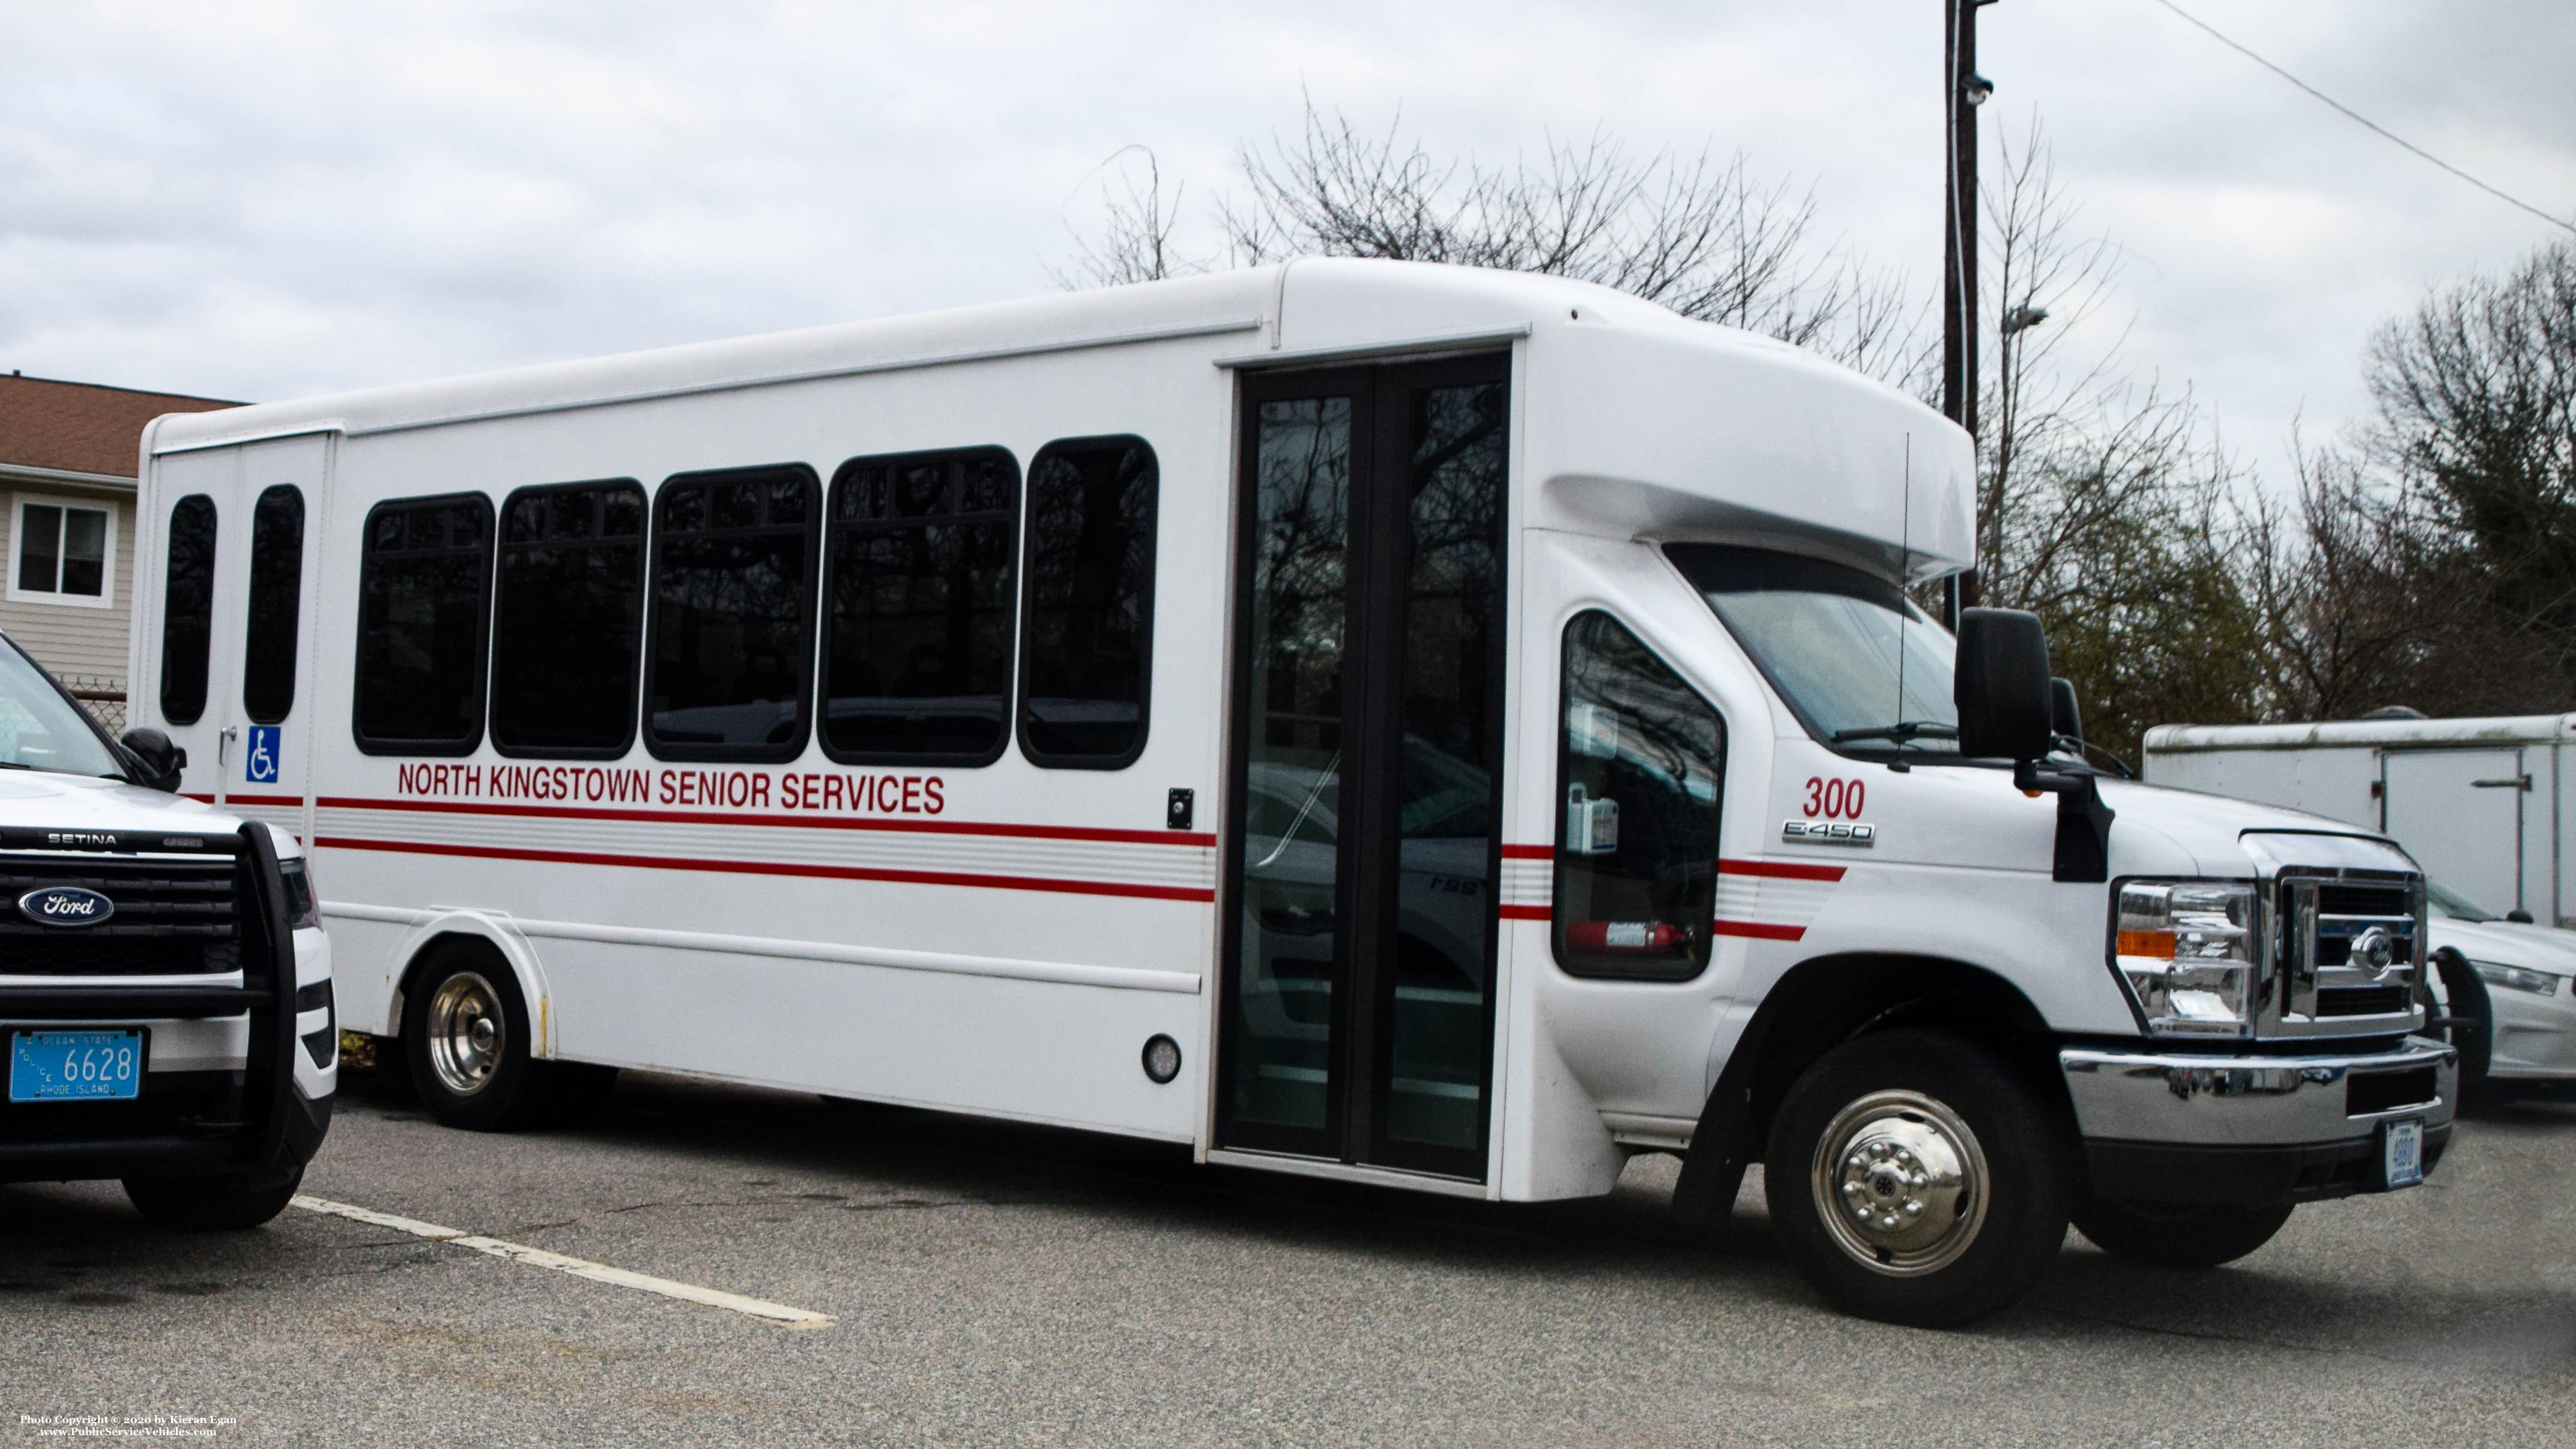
[[1804, 776, 1866, 819]]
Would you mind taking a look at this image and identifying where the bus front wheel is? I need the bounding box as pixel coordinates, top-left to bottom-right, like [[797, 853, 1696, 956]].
[[403, 943, 560, 1131], [1764, 1028, 2076, 1328]]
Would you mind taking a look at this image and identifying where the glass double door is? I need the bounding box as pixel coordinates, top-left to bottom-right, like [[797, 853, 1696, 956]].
[[1220, 355, 1510, 1180]]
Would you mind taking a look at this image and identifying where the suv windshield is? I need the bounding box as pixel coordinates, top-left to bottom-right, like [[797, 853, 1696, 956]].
[[2427, 880, 2495, 922], [0, 640, 123, 778], [1667, 543, 1958, 757]]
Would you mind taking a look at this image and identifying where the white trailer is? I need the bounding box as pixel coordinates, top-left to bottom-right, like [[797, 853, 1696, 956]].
[[128, 259, 2453, 1325], [2142, 716, 2576, 927]]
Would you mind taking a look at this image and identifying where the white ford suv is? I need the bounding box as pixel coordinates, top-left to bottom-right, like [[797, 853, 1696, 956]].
[[0, 634, 331, 1227]]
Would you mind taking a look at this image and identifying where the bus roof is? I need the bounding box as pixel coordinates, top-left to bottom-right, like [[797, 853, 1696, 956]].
[[144, 258, 1972, 577]]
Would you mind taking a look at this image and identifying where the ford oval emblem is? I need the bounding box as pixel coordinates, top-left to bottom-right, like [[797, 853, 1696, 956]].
[[2350, 925, 2395, 972], [19, 886, 115, 928]]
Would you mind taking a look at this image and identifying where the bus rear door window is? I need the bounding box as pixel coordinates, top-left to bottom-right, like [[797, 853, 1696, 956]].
[[821, 447, 1018, 765], [491, 480, 646, 757], [353, 493, 494, 755], [159, 494, 217, 725], [644, 465, 818, 762], [243, 484, 304, 724], [1019, 436, 1155, 767]]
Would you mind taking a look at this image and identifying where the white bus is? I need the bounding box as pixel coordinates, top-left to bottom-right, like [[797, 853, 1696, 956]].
[[130, 259, 2453, 1325]]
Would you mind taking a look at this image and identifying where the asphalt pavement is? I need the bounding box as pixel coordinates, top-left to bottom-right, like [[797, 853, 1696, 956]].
[[4, 1063, 2572, 1447]]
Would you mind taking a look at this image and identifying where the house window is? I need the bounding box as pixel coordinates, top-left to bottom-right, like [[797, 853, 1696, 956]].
[[10, 498, 116, 608]]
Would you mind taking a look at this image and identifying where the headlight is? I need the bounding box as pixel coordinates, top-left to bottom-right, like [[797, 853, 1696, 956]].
[[2112, 880, 2262, 1035], [2472, 960, 2563, 997], [279, 858, 322, 931]]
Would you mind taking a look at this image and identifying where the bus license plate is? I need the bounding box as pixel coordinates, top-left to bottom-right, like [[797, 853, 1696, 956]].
[[2383, 1118, 2424, 1188], [8, 1030, 145, 1103]]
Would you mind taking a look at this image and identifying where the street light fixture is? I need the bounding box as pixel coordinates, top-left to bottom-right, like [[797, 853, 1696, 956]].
[[2001, 303, 2048, 336]]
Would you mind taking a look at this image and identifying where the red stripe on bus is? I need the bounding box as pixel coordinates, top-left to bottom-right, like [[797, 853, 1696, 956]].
[[1719, 858, 1847, 882], [1713, 919, 1807, 940], [311, 836, 1217, 903], [313, 796, 1215, 848], [1498, 844, 1554, 860], [226, 794, 304, 807], [1497, 904, 1551, 920], [181, 793, 216, 803]]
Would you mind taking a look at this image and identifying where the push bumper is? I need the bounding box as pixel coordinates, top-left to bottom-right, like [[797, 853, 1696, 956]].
[[2060, 1038, 2456, 1206], [0, 823, 330, 1186]]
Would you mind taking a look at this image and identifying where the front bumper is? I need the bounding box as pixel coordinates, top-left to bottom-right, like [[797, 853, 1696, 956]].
[[2061, 1037, 2456, 1206]]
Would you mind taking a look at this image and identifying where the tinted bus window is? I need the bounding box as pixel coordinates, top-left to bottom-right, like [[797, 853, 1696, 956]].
[[644, 465, 818, 761], [159, 494, 217, 724], [242, 484, 304, 724], [1018, 436, 1155, 767], [491, 480, 646, 757], [1552, 611, 1725, 981], [820, 447, 1018, 764], [354, 494, 494, 755]]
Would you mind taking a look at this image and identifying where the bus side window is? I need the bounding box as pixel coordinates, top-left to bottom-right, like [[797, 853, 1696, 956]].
[[820, 446, 1019, 766], [644, 465, 819, 762], [352, 492, 495, 755], [242, 483, 305, 724], [159, 494, 217, 725], [1018, 435, 1155, 767], [491, 480, 646, 757], [1552, 611, 1726, 981]]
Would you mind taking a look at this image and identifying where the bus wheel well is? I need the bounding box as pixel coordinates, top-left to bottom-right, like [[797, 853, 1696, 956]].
[[390, 931, 519, 1038], [1668, 954, 2061, 1227]]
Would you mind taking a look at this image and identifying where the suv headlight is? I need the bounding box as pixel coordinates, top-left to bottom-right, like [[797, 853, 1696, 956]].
[[2113, 880, 2262, 1035], [2472, 960, 2563, 997]]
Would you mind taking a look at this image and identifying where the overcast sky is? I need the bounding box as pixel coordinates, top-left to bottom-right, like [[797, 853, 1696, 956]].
[[5, 1, 2571, 489]]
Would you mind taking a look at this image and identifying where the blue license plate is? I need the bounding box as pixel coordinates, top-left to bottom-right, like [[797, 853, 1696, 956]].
[[2383, 1118, 2424, 1188], [9, 1030, 145, 1103]]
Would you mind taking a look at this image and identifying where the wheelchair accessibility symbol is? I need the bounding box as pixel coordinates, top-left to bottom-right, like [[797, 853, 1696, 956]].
[[246, 725, 280, 784]]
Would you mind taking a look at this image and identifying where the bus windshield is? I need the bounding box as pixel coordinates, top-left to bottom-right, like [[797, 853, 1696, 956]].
[[0, 640, 123, 778], [1666, 543, 1958, 757]]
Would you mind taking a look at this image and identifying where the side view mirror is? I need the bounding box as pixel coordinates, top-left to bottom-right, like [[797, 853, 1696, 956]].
[[119, 727, 187, 793], [1953, 608, 2054, 761], [2049, 677, 2084, 747], [2508, 909, 2536, 924]]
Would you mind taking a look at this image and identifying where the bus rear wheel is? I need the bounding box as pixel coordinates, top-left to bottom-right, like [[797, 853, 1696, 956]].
[[1765, 1028, 2076, 1328], [402, 942, 611, 1131]]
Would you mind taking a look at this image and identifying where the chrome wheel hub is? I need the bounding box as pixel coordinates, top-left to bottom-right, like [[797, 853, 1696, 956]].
[[426, 972, 505, 1097], [1811, 1089, 1989, 1277]]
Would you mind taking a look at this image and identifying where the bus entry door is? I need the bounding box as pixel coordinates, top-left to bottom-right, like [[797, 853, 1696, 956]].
[[1218, 354, 1510, 1181]]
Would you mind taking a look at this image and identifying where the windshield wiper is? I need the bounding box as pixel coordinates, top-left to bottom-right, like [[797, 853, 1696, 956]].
[[1831, 721, 1959, 745]]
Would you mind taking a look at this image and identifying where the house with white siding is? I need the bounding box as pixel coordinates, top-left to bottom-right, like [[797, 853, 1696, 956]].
[[0, 372, 238, 728]]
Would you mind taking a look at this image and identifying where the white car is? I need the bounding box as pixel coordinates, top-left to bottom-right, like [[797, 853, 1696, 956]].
[[2426, 882, 2576, 1089]]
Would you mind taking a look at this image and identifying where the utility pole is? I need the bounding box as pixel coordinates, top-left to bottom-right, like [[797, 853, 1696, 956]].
[[1941, 0, 1994, 625]]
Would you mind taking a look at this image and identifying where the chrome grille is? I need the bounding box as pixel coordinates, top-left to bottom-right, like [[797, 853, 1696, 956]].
[[2269, 874, 2423, 1037]]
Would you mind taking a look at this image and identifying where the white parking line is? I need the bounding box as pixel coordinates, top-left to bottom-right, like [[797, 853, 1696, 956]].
[[291, 1195, 836, 1330]]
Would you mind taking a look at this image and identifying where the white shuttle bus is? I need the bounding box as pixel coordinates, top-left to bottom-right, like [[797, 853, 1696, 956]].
[[131, 260, 2453, 1323]]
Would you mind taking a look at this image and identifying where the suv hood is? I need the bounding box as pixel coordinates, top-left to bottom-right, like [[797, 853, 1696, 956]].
[[2100, 778, 2412, 878], [2430, 916, 2576, 979], [0, 769, 246, 844]]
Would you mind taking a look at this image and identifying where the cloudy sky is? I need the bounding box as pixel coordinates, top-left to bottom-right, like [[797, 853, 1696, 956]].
[[4, 1, 2571, 488]]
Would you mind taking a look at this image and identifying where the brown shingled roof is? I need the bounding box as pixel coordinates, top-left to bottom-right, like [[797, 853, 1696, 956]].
[[0, 372, 242, 479]]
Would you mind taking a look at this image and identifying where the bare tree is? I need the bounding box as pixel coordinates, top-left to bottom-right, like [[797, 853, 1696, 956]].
[[1059, 103, 1930, 387], [1051, 148, 1191, 289], [1968, 121, 2268, 759], [2365, 240, 2576, 666]]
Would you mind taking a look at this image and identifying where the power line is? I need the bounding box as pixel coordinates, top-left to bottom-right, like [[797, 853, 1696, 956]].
[[2145, 0, 2576, 237]]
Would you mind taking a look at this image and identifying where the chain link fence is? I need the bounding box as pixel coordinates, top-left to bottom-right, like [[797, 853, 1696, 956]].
[[58, 673, 128, 734]]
